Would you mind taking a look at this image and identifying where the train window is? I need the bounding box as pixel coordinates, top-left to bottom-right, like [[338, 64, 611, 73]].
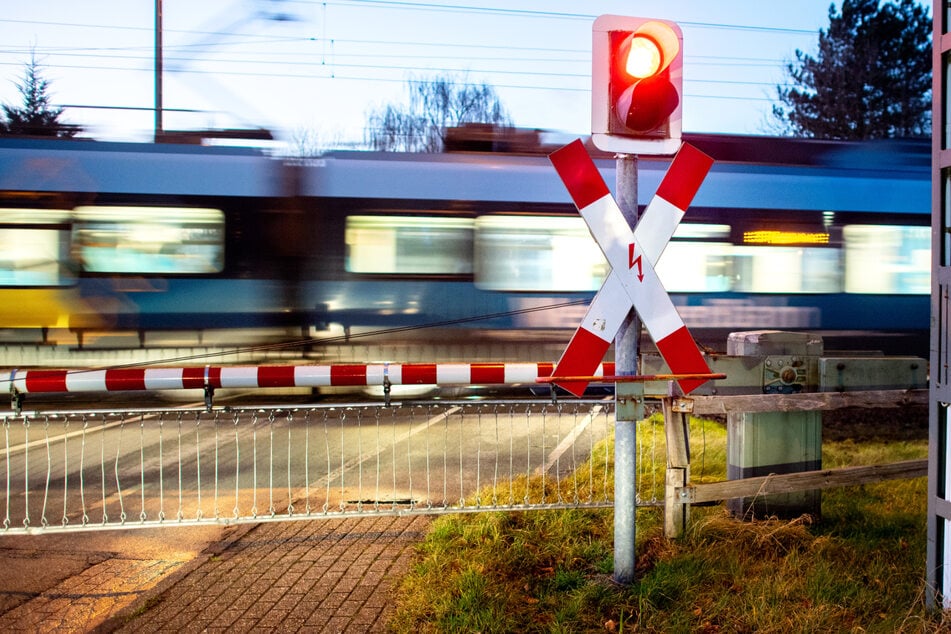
[[474, 215, 606, 291], [657, 242, 733, 292], [671, 223, 731, 240], [0, 209, 72, 287], [657, 224, 732, 292], [659, 224, 841, 294], [731, 245, 841, 293], [74, 206, 225, 275], [345, 215, 473, 274], [843, 225, 930, 294]]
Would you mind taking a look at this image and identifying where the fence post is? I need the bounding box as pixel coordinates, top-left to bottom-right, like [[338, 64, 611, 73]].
[[663, 394, 691, 538]]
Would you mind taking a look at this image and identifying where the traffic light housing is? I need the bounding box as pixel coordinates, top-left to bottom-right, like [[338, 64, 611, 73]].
[[592, 15, 683, 155]]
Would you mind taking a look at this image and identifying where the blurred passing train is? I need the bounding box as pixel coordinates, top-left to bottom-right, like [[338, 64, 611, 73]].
[[0, 131, 931, 364]]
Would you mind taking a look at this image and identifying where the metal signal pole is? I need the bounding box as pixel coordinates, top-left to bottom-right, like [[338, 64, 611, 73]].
[[613, 153, 643, 584], [155, 0, 163, 139]]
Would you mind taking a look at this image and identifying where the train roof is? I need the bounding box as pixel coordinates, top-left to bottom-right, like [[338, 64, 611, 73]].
[[0, 136, 283, 198], [440, 125, 929, 170], [311, 133, 930, 214], [0, 133, 930, 214], [683, 133, 928, 171]]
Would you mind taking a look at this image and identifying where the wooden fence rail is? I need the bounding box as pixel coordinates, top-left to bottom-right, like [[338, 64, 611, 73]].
[[663, 389, 928, 538], [677, 459, 927, 505]]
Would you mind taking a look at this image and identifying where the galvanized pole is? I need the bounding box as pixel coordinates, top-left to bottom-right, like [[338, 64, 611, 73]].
[[613, 153, 643, 584], [155, 0, 163, 140]]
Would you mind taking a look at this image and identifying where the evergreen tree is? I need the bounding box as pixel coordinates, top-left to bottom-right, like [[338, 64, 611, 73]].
[[772, 0, 931, 139], [365, 74, 511, 152], [1, 53, 78, 138]]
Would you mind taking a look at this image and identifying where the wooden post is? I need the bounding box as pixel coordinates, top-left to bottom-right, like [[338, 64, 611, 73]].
[[663, 395, 691, 538]]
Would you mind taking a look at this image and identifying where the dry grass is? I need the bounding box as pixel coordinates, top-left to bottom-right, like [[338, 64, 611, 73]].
[[389, 414, 947, 633]]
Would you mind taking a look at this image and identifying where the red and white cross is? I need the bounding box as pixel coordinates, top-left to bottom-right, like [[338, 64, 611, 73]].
[[548, 139, 714, 397]]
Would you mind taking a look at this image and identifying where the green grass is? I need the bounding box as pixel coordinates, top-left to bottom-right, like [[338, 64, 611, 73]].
[[388, 415, 945, 633]]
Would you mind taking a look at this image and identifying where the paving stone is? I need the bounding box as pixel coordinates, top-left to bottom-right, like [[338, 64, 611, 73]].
[[18, 515, 429, 632], [97, 516, 429, 633]]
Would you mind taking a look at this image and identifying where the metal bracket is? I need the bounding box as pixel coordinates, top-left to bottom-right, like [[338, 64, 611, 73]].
[[203, 365, 214, 411], [671, 397, 694, 413], [8, 369, 21, 415], [11, 389, 22, 416], [662, 396, 691, 467], [615, 380, 644, 421]]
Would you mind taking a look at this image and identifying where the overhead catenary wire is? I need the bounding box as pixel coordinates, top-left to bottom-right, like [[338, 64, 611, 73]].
[[0, 4, 816, 111]]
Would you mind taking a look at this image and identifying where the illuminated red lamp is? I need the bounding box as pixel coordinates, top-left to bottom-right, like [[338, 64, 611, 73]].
[[592, 15, 683, 155]]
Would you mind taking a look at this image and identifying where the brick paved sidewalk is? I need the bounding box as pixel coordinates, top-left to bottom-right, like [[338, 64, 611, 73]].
[[104, 515, 431, 633]]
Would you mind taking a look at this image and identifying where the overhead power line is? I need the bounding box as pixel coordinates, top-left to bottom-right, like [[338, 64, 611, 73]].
[[0, 4, 812, 130], [294, 0, 821, 35]]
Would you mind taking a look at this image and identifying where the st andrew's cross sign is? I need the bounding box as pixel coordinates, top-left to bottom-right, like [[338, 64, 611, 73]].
[[548, 139, 714, 397]]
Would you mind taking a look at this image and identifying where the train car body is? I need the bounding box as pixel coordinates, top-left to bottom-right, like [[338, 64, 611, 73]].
[[299, 135, 930, 354], [0, 137, 304, 340], [0, 132, 931, 362]]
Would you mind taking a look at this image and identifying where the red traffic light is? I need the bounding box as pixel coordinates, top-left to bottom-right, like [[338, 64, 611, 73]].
[[613, 24, 680, 133], [592, 16, 683, 155]]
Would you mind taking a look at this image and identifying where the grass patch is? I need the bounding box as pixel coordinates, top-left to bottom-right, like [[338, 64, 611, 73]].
[[389, 415, 946, 633]]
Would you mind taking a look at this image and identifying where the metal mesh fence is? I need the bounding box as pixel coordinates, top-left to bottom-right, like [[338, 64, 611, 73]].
[[0, 398, 671, 535]]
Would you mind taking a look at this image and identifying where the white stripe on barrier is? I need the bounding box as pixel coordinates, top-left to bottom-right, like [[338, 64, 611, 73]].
[[366, 365, 387, 385], [220, 367, 259, 388], [294, 365, 332, 386], [504, 363, 542, 384], [66, 370, 107, 393], [144, 368, 186, 391], [383, 364, 401, 385], [437, 364, 470, 385]]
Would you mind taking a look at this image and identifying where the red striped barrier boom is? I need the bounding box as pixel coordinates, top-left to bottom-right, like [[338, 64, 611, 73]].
[[7, 362, 619, 394]]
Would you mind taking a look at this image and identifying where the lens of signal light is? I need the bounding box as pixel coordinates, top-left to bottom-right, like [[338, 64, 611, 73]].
[[625, 36, 662, 78]]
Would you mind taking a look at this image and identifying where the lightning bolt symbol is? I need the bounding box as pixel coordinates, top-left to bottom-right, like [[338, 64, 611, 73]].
[[628, 242, 644, 282]]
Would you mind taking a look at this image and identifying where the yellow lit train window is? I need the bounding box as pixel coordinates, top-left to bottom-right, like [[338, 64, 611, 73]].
[[346, 215, 473, 274], [475, 215, 606, 291], [0, 209, 73, 287], [74, 206, 225, 274]]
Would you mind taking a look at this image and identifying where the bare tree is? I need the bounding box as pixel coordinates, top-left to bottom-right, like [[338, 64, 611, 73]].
[[285, 126, 360, 157], [1, 52, 79, 138], [365, 74, 512, 152]]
